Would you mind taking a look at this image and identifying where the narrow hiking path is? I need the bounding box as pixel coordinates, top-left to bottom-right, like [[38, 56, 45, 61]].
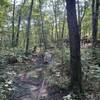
[[7, 51, 60, 100], [11, 64, 67, 100], [11, 66, 48, 100], [7, 50, 69, 100]]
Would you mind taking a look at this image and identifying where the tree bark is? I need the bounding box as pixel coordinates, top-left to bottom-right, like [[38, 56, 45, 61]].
[[92, 0, 99, 47], [39, 0, 47, 50], [53, 2, 58, 41], [51, 20, 54, 41], [16, 14, 21, 46], [12, 0, 16, 47], [66, 0, 82, 94], [16, 0, 26, 46], [61, 12, 66, 64], [25, 0, 34, 55], [61, 12, 66, 39], [77, 0, 81, 35], [77, 0, 88, 38]]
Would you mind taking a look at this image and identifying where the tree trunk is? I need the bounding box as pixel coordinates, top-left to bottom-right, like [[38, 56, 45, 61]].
[[61, 12, 66, 39], [77, 0, 88, 38], [39, 0, 47, 50], [16, 13, 21, 46], [16, 0, 26, 46], [61, 12, 66, 64], [12, 0, 16, 47], [25, 0, 34, 55], [51, 20, 54, 41], [92, 0, 99, 47], [77, 0, 81, 36], [66, 0, 82, 95], [53, 2, 58, 41]]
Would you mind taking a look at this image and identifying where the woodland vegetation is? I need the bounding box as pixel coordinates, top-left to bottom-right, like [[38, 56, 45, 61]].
[[0, 0, 100, 100]]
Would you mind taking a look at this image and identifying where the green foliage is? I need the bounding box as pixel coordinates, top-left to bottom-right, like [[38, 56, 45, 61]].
[[0, 57, 13, 100], [0, 0, 100, 99], [44, 48, 70, 89], [0, 0, 10, 7]]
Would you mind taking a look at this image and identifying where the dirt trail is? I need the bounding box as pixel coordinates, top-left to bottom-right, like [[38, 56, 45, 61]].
[[11, 67, 48, 100]]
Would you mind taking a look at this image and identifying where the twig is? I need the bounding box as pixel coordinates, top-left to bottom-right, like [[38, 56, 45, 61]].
[[37, 79, 45, 100]]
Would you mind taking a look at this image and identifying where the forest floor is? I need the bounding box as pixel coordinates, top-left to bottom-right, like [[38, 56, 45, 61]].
[[12, 66, 47, 100], [7, 61, 68, 100], [0, 45, 100, 100], [9, 59, 67, 100]]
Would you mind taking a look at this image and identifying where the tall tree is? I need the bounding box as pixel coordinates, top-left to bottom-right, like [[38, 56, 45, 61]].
[[16, 12, 21, 46], [77, 0, 88, 37], [16, 0, 27, 46], [52, 1, 58, 41], [66, 0, 82, 96], [92, 0, 99, 47], [25, 0, 34, 55], [61, 11, 66, 64], [39, 0, 47, 50], [12, 0, 16, 47]]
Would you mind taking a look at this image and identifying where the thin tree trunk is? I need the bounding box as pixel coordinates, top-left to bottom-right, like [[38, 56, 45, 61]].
[[53, 2, 58, 41], [92, 0, 99, 60], [77, 0, 81, 36], [92, 0, 99, 47], [12, 0, 16, 47], [58, 17, 61, 39], [61, 12, 66, 64], [39, 0, 47, 50], [51, 20, 54, 41], [58, 4, 61, 40], [66, 0, 82, 95], [61, 12, 66, 39], [16, 0, 26, 46], [16, 14, 21, 46], [25, 0, 34, 55], [77, 0, 88, 38], [0, 37, 2, 47]]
